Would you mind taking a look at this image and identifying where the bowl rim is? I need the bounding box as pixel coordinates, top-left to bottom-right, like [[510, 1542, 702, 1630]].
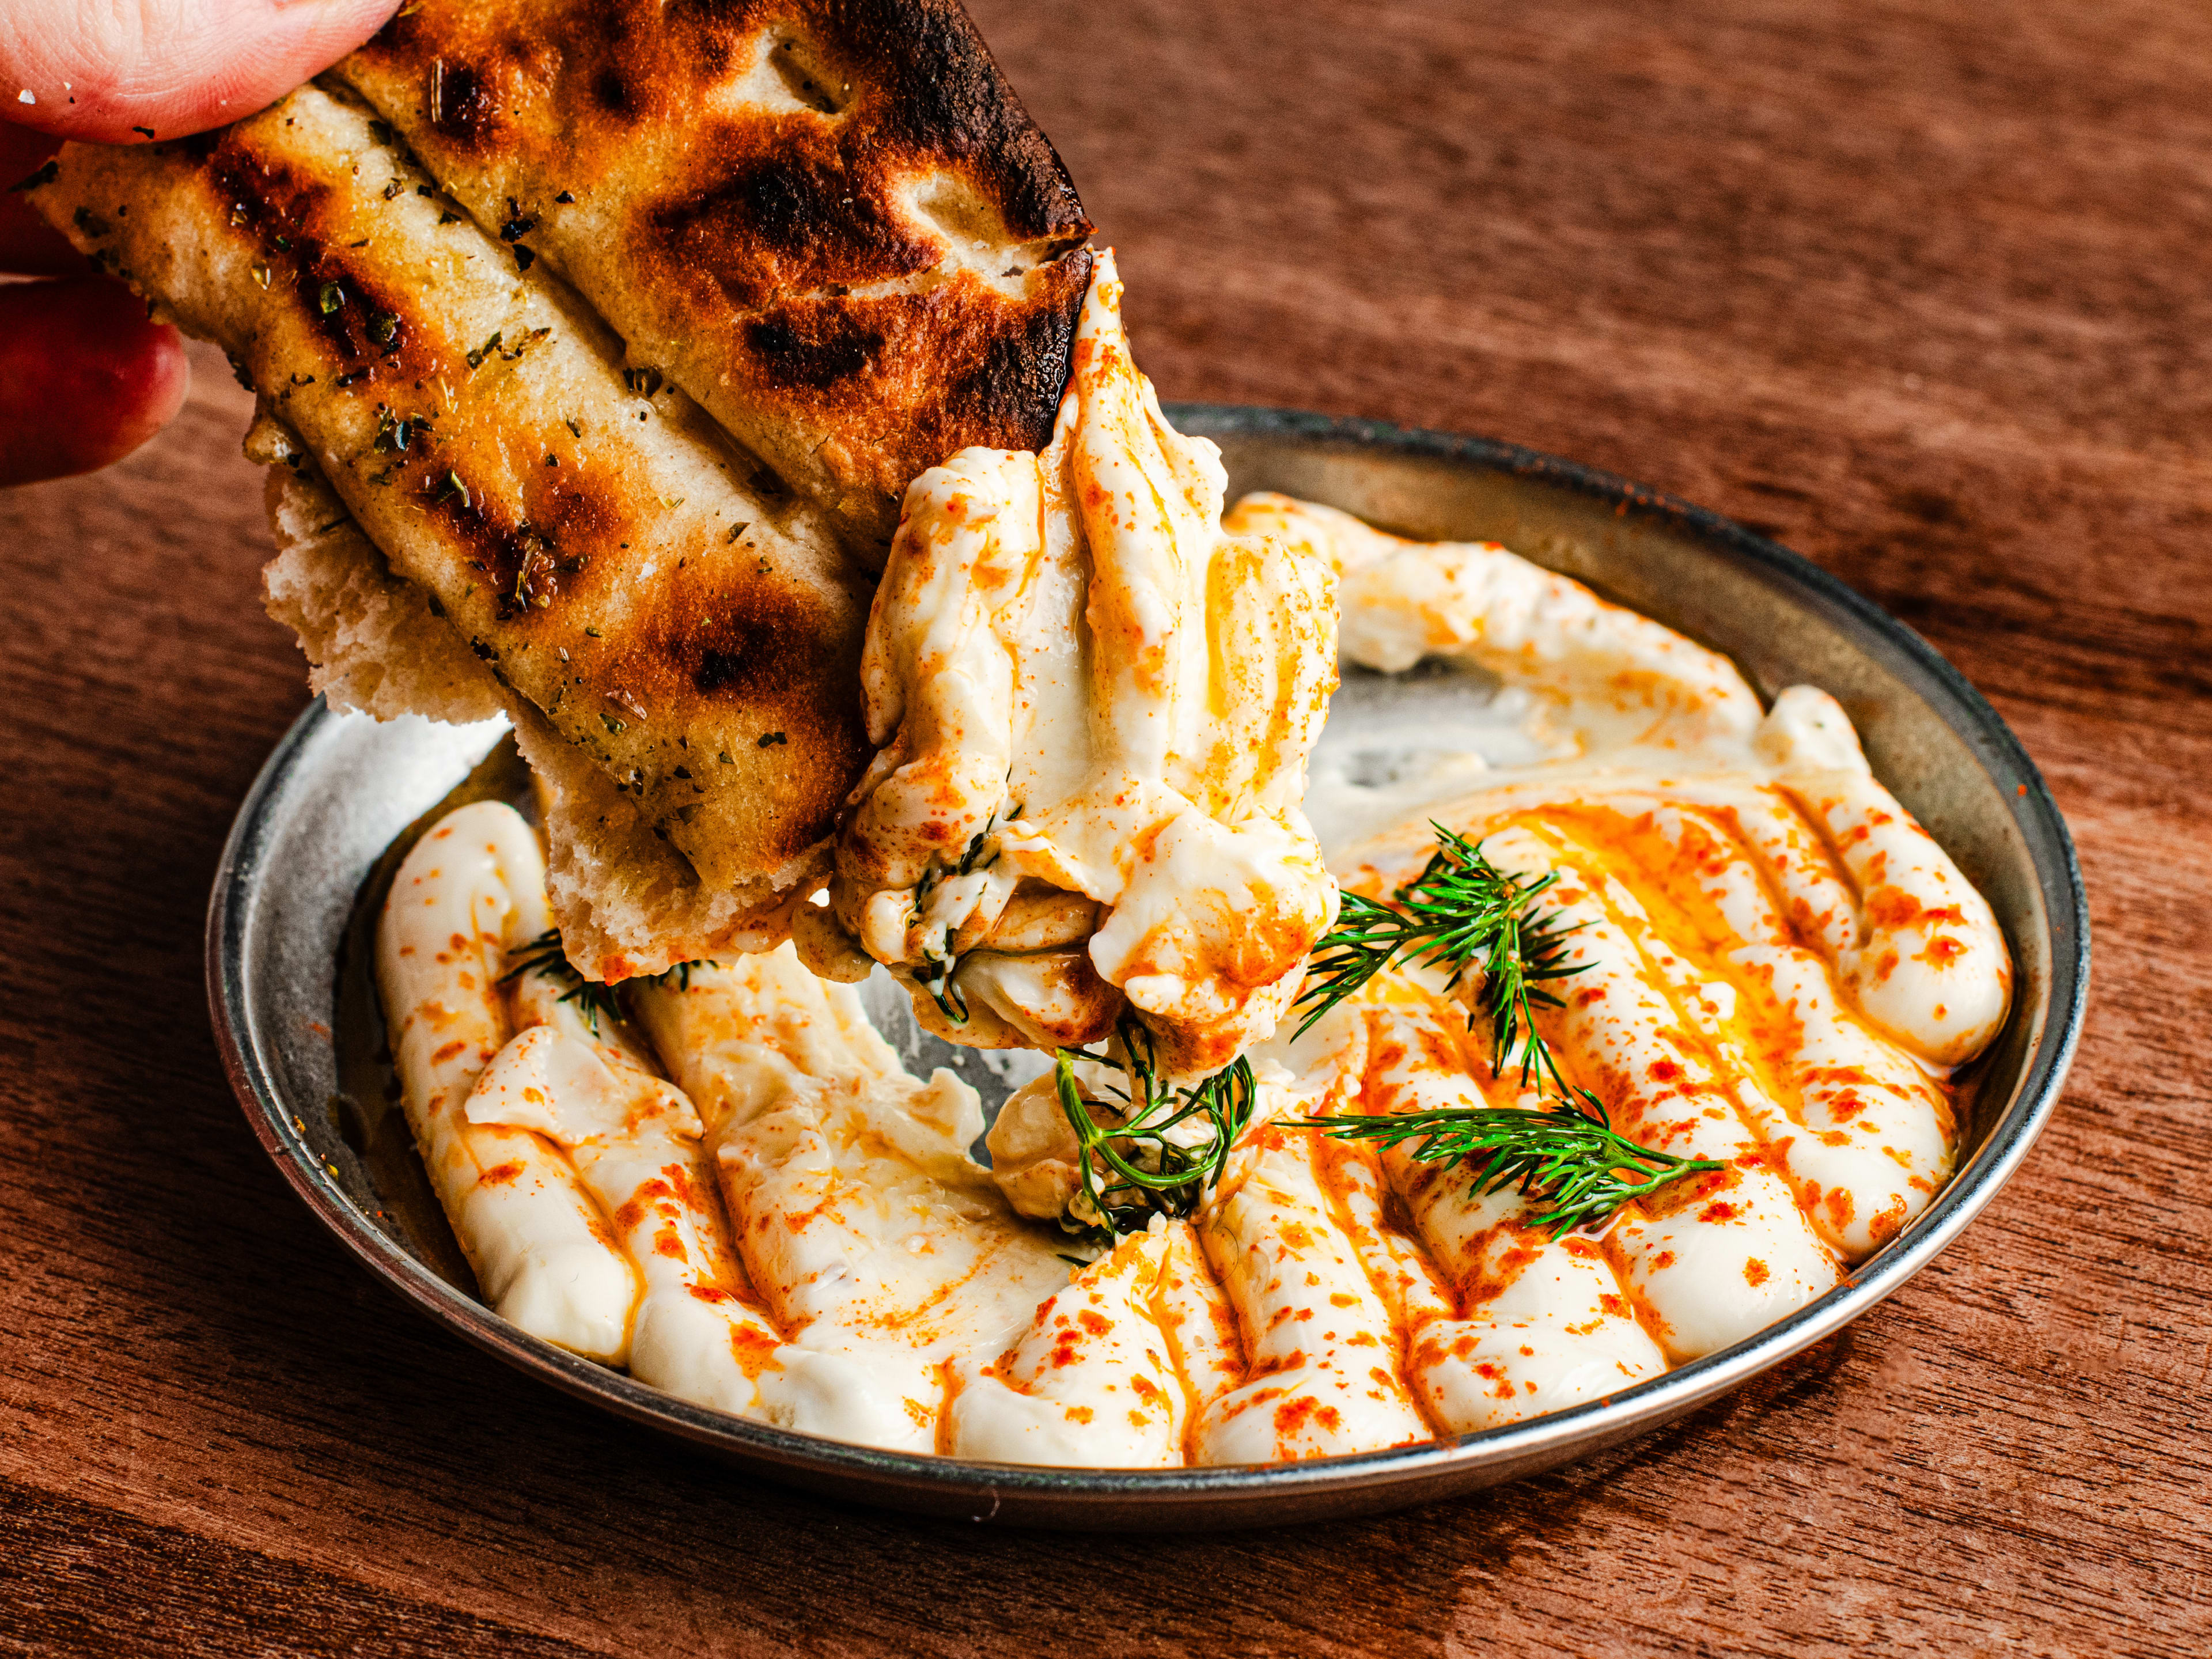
[[206, 404, 2089, 1524]]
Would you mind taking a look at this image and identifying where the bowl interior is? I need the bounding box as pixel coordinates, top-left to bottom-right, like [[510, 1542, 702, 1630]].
[[1191, 410, 2066, 1162], [211, 407, 2084, 1529]]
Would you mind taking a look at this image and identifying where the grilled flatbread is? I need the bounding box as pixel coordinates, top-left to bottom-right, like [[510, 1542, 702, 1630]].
[[261, 459, 808, 971], [33, 81, 872, 975], [26, 1, 1093, 978], [329, 0, 1094, 553]]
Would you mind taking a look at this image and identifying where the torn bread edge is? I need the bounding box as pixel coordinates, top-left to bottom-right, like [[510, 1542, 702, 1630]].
[[260, 445, 822, 979]]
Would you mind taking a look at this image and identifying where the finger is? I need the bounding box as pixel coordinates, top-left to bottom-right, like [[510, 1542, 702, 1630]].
[[0, 122, 78, 273], [0, 0, 397, 143], [0, 277, 189, 486]]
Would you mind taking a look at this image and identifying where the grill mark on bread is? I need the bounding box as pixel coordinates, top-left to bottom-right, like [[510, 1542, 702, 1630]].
[[198, 132, 614, 620], [376, 0, 1084, 236], [677, 597, 835, 705], [200, 148, 434, 388], [200, 119, 858, 668], [648, 156, 944, 310], [429, 489, 565, 622], [30, 84, 872, 900], [608, 578, 873, 862], [332, 0, 1093, 545], [831, 0, 1085, 237], [592, 65, 639, 120], [430, 57, 499, 145], [728, 247, 1088, 479], [948, 253, 1088, 450], [743, 312, 881, 392]]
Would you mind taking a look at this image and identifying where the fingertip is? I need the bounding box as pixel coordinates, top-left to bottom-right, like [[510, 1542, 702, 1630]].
[[0, 277, 191, 486], [2, 0, 401, 143], [120, 310, 193, 447]]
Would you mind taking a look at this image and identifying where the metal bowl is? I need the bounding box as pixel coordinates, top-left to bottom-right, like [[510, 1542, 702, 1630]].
[[207, 407, 2088, 1531]]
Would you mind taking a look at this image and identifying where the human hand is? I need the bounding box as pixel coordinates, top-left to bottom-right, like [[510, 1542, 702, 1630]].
[[1, 0, 396, 485]]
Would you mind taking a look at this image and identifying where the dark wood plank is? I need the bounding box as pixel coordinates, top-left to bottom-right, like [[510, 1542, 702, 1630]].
[[2, 0, 2208, 1651], [0, 1477, 603, 1658]]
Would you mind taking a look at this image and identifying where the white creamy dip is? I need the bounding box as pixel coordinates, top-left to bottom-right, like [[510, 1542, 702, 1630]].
[[376, 285, 2011, 1466], [793, 250, 1339, 1078]]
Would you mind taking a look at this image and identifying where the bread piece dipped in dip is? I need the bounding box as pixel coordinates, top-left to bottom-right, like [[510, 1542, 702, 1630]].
[[800, 250, 1340, 1079]]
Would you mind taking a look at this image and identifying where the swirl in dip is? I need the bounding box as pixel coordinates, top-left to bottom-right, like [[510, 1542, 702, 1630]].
[[375, 264, 2010, 1466]]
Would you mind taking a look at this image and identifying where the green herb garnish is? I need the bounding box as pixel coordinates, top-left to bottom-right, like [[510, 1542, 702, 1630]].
[[899, 804, 1021, 1026], [1297, 824, 1588, 1097], [1296, 821, 1718, 1234], [1052, 1017, 1257, 1244], [915, 948, 966, 1026], [500, 928, 622, 1036], [1302, 1100, 1722, 1238]]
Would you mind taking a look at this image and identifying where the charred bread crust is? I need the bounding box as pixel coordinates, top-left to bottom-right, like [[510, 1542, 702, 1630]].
[[264, 454, 819, 980], [28, 85, 871, 896], [331, 0, 1095, 551]]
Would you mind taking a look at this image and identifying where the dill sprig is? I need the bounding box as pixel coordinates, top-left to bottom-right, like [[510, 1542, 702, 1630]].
[[1300, 1099, 1723, 1239], [1293, 823, 1717, 1233], [1297, 824, 1590, 1097], [653, 957, 718, 991], [907, 800, 1021, 1028], [916, 949, 968, 1027], [1053, 1017, 1257, 1243], [500, 927, 623, 1035]]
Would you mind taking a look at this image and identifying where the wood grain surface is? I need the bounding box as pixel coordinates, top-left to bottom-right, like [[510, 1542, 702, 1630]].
[[2, 1, 2206, 1652]]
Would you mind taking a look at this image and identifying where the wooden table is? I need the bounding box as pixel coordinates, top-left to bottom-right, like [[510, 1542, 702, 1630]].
[[3, 1, 2204, 1650]]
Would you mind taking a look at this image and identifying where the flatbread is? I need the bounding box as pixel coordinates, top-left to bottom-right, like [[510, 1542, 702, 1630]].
[[32, 81, 868, 972], [259, 448, 506, 728], [328, 0, 1095, 552], [25, 1, 1098, 978], [262, 456, 805, 974]]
